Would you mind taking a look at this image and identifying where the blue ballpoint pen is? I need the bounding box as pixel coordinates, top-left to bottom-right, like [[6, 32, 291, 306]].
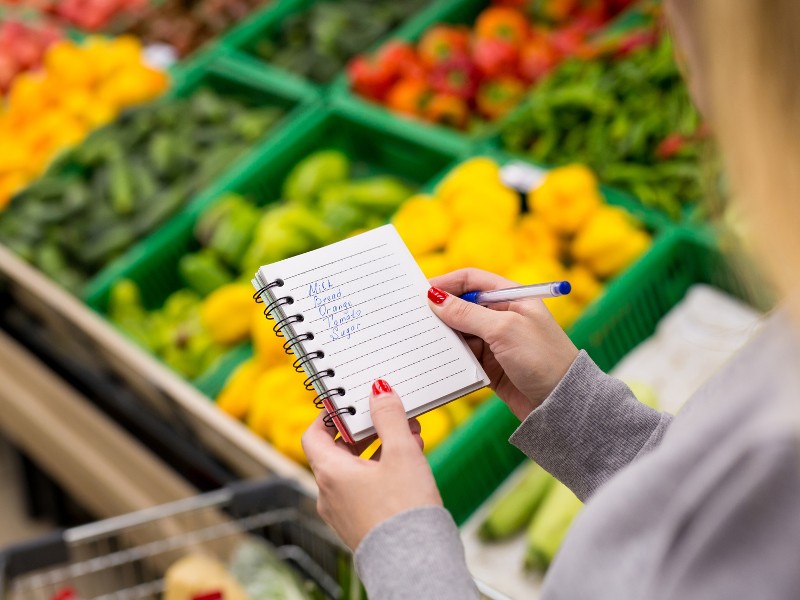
[[460, 281, 571, 304]]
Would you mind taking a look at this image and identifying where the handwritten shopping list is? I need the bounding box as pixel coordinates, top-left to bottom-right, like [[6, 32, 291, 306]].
[[256, 225, 487, 437]]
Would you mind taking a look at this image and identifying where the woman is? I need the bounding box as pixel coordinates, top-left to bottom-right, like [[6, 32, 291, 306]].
[[302, 0, 800, 597]]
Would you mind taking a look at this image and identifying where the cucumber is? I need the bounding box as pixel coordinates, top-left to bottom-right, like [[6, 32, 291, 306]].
[[525, 481, 583, 571], [479, 462, 555, 541]]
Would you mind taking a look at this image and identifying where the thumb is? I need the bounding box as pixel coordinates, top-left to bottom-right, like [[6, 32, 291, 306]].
[[427, 286, 509, 341], [369, 379, 418, 455]]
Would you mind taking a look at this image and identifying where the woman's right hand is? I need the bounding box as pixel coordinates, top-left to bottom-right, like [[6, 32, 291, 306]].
[[428, 268, 579, 421]]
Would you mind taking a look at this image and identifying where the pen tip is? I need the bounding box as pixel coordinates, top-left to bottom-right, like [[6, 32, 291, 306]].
[[559, 281, 572, 296]]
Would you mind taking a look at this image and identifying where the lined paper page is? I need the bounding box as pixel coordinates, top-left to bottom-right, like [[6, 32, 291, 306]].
[[257, 225, 488, 441]]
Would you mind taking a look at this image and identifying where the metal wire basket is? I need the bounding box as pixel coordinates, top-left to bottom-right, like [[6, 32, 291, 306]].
[[0, 479, 359, 600]]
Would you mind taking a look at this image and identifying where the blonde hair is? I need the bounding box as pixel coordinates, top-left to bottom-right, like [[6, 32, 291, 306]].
[[702, 0, 800, 324]]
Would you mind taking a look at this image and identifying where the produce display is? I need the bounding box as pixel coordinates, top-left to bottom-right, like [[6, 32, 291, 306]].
[[0, 86, 282, 290], [347, 0, 645, 130], [392, 157, 652, 329], [0, 18, 63, 93], [249, 0, 428, 84], [0, 36, 168, 210], [501, 33, 706, 217]]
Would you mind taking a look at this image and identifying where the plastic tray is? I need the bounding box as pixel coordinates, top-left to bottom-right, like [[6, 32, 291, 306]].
[[431, 226, 762, 524], [81, 50, 321, 305]]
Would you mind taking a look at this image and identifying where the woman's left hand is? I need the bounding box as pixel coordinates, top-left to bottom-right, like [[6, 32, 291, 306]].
[[302, 380, 442, 550]]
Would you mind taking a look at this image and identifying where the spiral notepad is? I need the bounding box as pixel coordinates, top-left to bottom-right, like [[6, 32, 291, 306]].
[[252, 224, 489, 443]]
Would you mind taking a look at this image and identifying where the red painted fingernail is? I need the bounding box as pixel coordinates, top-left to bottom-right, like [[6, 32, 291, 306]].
[[372, 379, 392, 395], [428, 286, 448, 304]]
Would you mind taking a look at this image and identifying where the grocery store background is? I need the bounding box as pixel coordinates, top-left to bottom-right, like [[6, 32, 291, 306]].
[[0, 0, 768, 598]]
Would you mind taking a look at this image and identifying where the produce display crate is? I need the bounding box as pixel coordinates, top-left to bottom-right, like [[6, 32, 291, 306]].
[[84, 101, 464, 350], [430, 226, 760, 525], [0, 478, 359, 600], [80, 49, 322, 305], [329, 0, 653, 155], [217, 0, 443, 94]]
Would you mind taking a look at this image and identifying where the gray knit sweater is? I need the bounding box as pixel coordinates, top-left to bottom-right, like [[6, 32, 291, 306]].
[[354, 314, 800, 599]]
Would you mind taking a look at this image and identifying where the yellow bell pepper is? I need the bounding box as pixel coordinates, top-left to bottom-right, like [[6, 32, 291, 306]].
[[251, 306, 290, 369], [417, 407, 454, 453], [504, 257, 565, 286], [543, 296, 583, 329], [416, 252, 452, 279], [435, 157, 503, 204], [393, 194, 453, 256], [217, 358, 262, 420], [200, 283, 254, 345], [516, 214, 560, 260], [447, 224, 517, 274], [247, 366, 311, 439], [270, 403, 319, 465], [567, 264, 604, 306], [462, 387, 494, 406], [531, 165, 602, 234], [446, 182, 520, 231], [572, 206, 651, 278]]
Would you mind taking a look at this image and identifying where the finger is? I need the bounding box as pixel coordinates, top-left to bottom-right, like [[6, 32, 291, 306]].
[[370, 418, 421, 461], [427, 285, 515, 341], [335, 433, 378, 457], [302, 412, 347, 469], [430, 268, 519, 296], [369, 380, 419, 455]]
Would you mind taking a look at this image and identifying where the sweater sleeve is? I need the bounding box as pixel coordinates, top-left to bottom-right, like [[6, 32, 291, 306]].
[[354, 506, 479, 600], [510, 350, 673, 501]]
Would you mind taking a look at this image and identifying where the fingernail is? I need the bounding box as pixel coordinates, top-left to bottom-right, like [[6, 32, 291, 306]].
[[372, 379, 392, 395], [428, 286, 448, 305]]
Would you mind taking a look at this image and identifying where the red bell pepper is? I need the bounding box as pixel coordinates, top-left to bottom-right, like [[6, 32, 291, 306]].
[[475, 6, 530, 44], [347, 55, 395, 101], [476, 76, 525, 120]]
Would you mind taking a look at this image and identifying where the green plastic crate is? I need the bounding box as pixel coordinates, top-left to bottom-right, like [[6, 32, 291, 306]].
[[217, 0, 440, 94], [85, 103, 464, 375], [81, 51, 321, 306], [330, 0, 655, 154], [430, 226, 765, 525]]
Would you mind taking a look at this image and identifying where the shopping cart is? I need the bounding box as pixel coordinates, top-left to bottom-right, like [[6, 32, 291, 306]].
[[0, 479, 359, 600]]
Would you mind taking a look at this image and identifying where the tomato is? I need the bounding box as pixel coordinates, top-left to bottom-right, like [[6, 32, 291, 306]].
[[377, 41, 427, 80], [386, 78, 432, 116], [347, 55, 395, 101], [476, 76, 525, 120], [518, 36, 559, 82], [430, 56, 481, 100], [424, 94, 469, 129], [475, 7, 529, 44], [473, 38, 519, 78], [418, 25, 471, 69]]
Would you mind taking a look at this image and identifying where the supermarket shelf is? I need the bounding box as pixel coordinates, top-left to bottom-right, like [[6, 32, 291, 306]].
[[0, 244, 317, 494], [0, 328, 197, 520]]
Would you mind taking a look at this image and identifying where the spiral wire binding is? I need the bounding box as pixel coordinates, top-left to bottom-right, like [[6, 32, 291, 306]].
[[313, 387, 345, 410], [303, 369, 335, 391], [323, 405, 356, 427], [254, 278, 355, 430], [293, 351, 324, 373]]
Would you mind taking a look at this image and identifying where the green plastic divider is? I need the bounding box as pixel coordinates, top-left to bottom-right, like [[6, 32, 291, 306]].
[[431, 226, 760, 525], [82, 50, 322, 307]]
